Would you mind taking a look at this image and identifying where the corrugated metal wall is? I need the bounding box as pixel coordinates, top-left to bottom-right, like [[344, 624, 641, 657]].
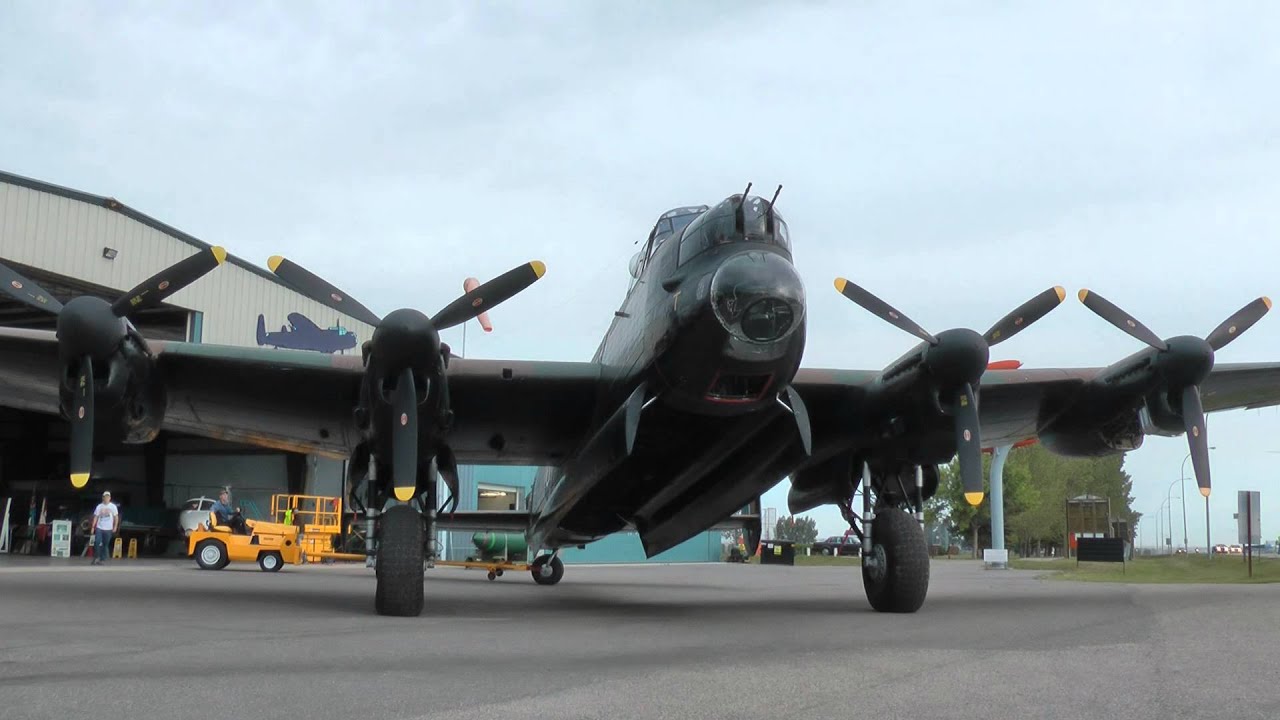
[[0, 178, 375, 349]]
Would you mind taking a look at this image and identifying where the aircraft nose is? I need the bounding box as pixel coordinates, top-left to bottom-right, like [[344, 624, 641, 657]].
[[709, 251, 805, 343]]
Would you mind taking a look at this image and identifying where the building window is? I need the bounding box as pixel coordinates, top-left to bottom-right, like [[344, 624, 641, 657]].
[[477, 484, 521, 511]]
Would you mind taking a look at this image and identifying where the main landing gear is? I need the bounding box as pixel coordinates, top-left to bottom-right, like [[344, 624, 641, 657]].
[[840, 464, 931, 613], [374, 504, 425, 617]]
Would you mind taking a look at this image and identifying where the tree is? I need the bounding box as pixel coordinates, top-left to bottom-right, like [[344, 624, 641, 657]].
[[932, 444, 1139, 557], [775, 515, 818, 544]]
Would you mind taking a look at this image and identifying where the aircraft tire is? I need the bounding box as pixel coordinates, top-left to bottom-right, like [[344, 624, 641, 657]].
[[530, 555, 564, 586], [861, 508, 929, 613], [374, 505, 425, 617]]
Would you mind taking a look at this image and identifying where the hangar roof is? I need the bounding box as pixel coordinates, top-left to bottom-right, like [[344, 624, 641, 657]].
[[0, 168, 287, 291]]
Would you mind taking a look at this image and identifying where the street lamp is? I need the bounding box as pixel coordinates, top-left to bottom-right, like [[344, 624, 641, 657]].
[[1164, 478, 1183, 555], [1159, 494, 1180, 555]]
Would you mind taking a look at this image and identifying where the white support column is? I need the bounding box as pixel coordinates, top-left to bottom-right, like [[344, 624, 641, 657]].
[[0, 497, 11, 553], [987, 444, 1012, 568]]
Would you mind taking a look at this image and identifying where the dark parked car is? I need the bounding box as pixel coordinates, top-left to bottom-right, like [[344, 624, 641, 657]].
[[811, 535, 861, 556]]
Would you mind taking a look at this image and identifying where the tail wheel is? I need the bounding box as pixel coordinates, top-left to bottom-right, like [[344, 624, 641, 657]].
[[259, 551, 283, 572], [530, 554, 564, 586], [375, 505, 425, 616], [861, 508, 929, 613], [195, 539, 229, 570]]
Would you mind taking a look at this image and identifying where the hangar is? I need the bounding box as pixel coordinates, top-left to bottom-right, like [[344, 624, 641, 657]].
[[0, 169, 725, 562], [0, 168, 373, 553]]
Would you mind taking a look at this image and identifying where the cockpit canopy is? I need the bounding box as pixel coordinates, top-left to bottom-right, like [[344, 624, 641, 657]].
[[630, 205, 709, 278], [651, 206, 709, 246]]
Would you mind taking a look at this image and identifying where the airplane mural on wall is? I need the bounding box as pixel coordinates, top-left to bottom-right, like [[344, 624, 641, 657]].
[[256, 312, 357, 353]]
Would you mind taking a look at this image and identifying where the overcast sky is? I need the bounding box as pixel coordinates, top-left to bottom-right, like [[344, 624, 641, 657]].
[[3, 2, 1279, 545]]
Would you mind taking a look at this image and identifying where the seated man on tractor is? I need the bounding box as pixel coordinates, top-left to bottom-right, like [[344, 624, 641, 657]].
[[210, 490, 251, 535]]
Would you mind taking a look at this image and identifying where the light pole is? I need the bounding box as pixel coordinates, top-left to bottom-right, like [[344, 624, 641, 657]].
[[1164, 478, 1182, 555], [1180, 446, 1215, 553]]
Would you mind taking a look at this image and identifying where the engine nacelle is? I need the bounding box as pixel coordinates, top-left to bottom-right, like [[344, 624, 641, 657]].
[[57, 329, 165, 445], [1039, 409, 1144, 458], [1137, 390, 1184, 437]]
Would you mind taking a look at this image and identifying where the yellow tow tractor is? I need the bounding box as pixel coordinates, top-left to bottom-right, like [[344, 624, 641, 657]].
[[187, 509, 304, 572]]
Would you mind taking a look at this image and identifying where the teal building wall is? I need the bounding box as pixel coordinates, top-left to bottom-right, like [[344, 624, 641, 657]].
[[439, 465, 722, 564]]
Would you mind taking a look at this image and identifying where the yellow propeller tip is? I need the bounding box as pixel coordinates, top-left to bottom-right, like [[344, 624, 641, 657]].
[[530, 260, 547, 279], [834, 278, 847, 293], [964, 491, 985, 507], [1263, 296, 1272, 311], [1054, 286, 1066, 303], [70, 472, 90, 488], [1077, 289, 1090, 302], [1199, 486, 1211, 498], [267, 255, 284, 273], [211, 246, 228, 265], [393, 486, 415, 502]]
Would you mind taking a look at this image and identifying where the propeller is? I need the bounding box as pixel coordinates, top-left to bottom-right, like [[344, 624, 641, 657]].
[[834, 278, 1066, 506], [268, 256, 544, 334], [1077, 290, 1271, 498], [0, 247, 227, 487], [267, 256, 546, 501]]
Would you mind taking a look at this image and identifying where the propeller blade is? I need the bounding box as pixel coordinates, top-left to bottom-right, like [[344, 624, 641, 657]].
[[431, 261, 546, 332], [1077, 289, 1168, 350], [1182, 385, 1211, 497], [833, 278, 937, 345], [110, 247, 227, 317], [69, 356, 95, 488], [0, 260, 64, 314], [1204, 297, 1272, 351], [267, 256, 383, 328], [983, 286, 1066, 347], [390, 368, 418, 502], [463, 277, 494, 332], [954, 382, 984, 506]]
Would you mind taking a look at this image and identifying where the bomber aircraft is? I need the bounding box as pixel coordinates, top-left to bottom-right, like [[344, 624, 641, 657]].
[[1, 186, 1278, 617], [256, 311, 358, 353]]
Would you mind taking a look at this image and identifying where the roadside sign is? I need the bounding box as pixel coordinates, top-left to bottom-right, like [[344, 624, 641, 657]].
[[1237, 491, 1261, 545], [50, 520, 71, 558]]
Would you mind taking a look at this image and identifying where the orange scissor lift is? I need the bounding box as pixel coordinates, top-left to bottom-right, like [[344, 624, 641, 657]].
[[270, 494, 365, 563]]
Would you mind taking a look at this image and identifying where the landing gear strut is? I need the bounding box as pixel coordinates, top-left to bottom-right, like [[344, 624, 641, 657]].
[[841, 463, 930, 613]]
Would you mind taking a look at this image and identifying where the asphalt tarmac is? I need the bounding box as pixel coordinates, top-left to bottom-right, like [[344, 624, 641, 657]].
[[1, 556, 1278, 720]]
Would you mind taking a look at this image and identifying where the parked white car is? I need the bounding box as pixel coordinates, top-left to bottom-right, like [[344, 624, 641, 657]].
[[177, 497, 218, 537]]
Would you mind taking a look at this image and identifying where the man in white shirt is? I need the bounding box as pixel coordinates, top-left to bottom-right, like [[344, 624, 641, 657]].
[[90, 491, 119, 565]]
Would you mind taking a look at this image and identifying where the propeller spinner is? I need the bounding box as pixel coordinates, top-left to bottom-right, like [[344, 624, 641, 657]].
[[0, 247, 227, 487], [1078, 289, 1271, 498], [268, 256, 546, 502], [834, 279, 1066, 506]]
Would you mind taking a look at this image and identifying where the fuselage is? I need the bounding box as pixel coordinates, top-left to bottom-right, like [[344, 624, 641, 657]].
[[529, 192, 808, 550]]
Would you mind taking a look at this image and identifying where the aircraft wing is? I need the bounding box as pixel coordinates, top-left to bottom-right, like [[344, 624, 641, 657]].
[[794, 362, 1280, 452], [285, 312, 322, 332], [0, 328, 600, 464]]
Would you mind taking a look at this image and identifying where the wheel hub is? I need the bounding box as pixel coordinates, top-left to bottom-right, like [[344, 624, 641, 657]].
[[200, 546, 220, 565], [864, 544, 886, 582]]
